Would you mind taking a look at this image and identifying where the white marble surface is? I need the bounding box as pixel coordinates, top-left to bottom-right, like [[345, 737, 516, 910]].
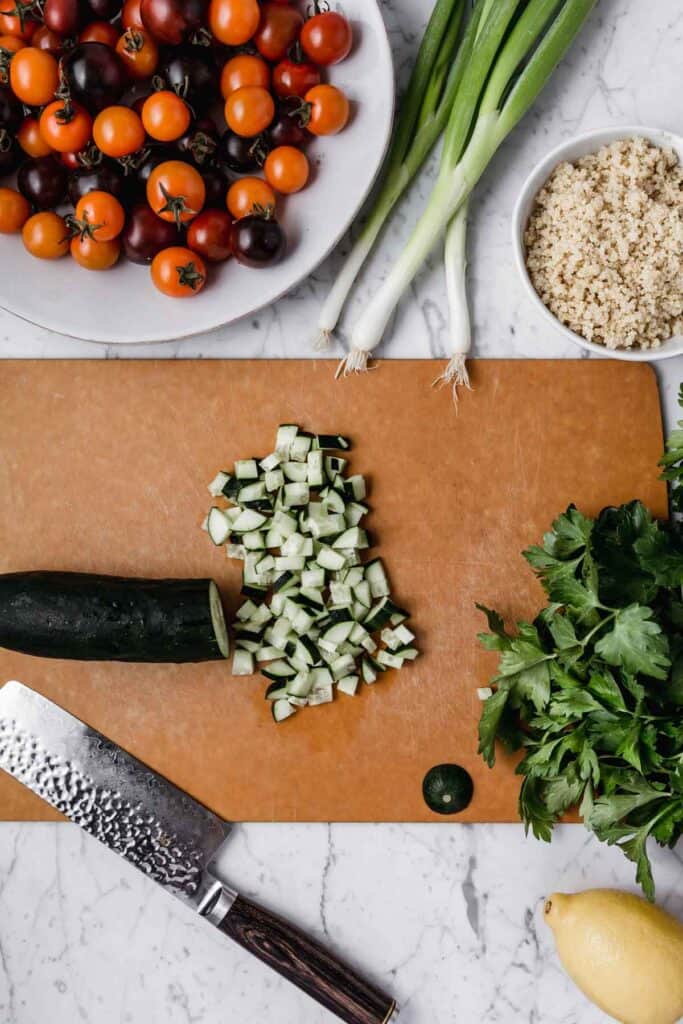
[[1, 1, 682, 1022]]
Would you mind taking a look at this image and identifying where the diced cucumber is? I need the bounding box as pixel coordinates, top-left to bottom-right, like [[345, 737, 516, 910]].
[[332, 527, 369, 550], [284, 482, 310, 507], [234, 459, 259, 480], [272, 698, 297, 722], [316, 547, 346, 572], [208, 507, 230, 546], [232, 649, 254, 676], [208, 471, 230, 497], [265, 469, 284, 492], [365, 558, 390, 598], [337, 674, 359, 696], [377, 650, 403, 670]]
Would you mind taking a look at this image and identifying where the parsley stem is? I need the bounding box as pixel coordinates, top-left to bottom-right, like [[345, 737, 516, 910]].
[[580, 611, 617, 648]]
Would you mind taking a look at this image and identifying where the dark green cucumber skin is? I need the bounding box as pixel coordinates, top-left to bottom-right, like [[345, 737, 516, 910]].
[[0, 572, 224, 663], [422, 763, 474, 815]]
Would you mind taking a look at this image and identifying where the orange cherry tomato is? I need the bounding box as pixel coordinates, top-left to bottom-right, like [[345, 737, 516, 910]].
[[226, 175, 276, 219], [146, 160, 205, 227], [0, 0, 37, 41], [70, 232, 121, 270], [93, 105, 145, 158], [220, 53, 269, 99], [31, 24, 62, 52], [225, 85, 274, 138], [39, 100, 92, 153], [121, 0, 144, 29], [79, 21, 119, 46], [0, 32, 24, 51], [0, 185, 30, 232], [74, 190, 125, 242], [21, 210, 69, 258], [9, 45, 58, 105], [151, 245, 206, 297], [303, 83, 349, 135], [141, 90, 190, 142], [264, 145, 309, 194], [115, 27, 158, 78], [17, 115, 52, 156], [208, 0, 259, 46]]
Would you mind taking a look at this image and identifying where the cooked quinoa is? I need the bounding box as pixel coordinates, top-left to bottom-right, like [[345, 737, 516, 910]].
[[524, 137, 683, 349]]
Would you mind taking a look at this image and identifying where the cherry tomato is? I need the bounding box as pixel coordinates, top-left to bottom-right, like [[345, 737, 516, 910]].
[[225, 85, 274, 138], [74, 189, 125, 241], [93, 105, 145, 157], [230, 211, 283, 267], [61, 43, 128, 115], [115, 27, 158, 78], [17, 154, 66, 206], [303, 83, 349, 135], [0, 185, 29, 232], [220, 53, 269, 99], [268, 97, 306, 147], [121, 0, 144, 28], [122, 202, 182, 263], [22, 210, 69, 258], [40, 100, 92, 154], [43, 0, 82, 36], [70, 232, 121, 269], [264, 144, 308, 194], [140, 0, 207, 45], [0, 33, 24, 75], [0, 32, 23, 50], [226, 175, 275, 219], [272, 57, 320, 99], [141, 89, 190, 141], [80, 21, 121, 46], [208, 0, 259, 46], [253, 2, 302, 62], [9, 46, 59, 105], [31, 25, 63, 53], [17, 115, 52, 156], [300, 9, 351, 66], [0, 0, 37, 41], [161, 47, 218, 113], [146, 159, 205, 226], [151, 245, 206, 296], [186, 207, 231, 262]]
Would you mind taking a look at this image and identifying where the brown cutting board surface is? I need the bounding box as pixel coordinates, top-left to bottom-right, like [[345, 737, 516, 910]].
[[0, 359, 667, 823]]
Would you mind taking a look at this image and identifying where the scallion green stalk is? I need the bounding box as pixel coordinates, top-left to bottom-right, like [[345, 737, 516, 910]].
[[342, 0, 597, 375], [318, 0, 491, 353]]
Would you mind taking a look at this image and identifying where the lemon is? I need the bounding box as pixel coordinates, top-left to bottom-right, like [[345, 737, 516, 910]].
[[544, 889, 683, 1024]]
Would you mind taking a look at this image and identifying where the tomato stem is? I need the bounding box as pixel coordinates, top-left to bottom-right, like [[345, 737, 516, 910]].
[[157, 181, 196, 230], [176, 260, 204, 290]]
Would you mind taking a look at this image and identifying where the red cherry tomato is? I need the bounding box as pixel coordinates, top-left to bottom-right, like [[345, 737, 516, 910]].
[[0, 0, 38, 41], [272, 57, 320, 99], [301, 9, 352, 66], [186, 207, 232, 262], [253, 1, 303, 62], [79, 20, 120, 46], [121, 0, 144, 28]]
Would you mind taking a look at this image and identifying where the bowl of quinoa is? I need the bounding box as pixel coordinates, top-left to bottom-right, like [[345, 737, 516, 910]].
[[512, 126, 683, 360]]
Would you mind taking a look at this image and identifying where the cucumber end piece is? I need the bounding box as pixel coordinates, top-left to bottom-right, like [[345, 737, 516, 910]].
[[209, 581, 230, 659], [422, 764, 473, 816]]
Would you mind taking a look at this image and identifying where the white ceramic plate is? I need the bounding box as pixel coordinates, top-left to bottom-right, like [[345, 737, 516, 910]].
[[512, 125, 683, 362], [0, 0, 394, 344]]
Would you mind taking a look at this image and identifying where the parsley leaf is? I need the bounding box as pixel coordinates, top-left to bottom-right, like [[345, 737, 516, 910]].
[[594, 605, 670, 679]]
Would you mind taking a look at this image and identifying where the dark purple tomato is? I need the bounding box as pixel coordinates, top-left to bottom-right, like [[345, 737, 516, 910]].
[[43, 0, 83, 36], [0, 135, 21, 176], [17, 156, 68, 208], [230, 213, 284, 268], [85, 0, 122, 18], [61, 43, 128, 114], [186, 207, 231, 262], [122, 202, 183, 263], [220, 129, 270, 173], [67, 159, 130, 205], [160, 46, 218, 112], [269, 99, 307, 148], [0, 86, 22, 133], [176, 117, 217, 166], [140, 0, 207, 45], [200, 162, 228, 207]]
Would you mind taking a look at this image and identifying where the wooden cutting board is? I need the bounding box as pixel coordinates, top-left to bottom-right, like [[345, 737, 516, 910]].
[[0, 359, 667, 823]]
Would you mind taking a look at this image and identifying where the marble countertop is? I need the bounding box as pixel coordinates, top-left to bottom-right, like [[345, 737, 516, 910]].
[[1, 1, 682, 1021]]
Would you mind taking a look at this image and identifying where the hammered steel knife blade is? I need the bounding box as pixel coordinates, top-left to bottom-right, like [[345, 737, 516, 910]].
[[0, 680, 397, 1024]]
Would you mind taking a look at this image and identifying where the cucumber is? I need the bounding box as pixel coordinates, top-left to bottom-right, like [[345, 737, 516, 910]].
[[0, 572, 229, 663], [422, 764, 474, 815]]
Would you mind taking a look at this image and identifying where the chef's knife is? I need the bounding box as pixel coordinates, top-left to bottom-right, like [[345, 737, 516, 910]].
[[0, 680, 397, 1024]]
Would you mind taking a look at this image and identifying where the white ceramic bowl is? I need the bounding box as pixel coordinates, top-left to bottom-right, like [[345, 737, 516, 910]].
[[0, 0, 394, 344], [512, 125, 683, 362]]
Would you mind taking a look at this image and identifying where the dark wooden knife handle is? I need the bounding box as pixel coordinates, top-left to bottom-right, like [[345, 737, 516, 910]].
[[217, 893, 396, 1024]]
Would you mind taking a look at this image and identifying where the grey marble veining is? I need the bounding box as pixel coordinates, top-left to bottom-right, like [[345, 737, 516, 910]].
[[1, 0, 682, 1021]]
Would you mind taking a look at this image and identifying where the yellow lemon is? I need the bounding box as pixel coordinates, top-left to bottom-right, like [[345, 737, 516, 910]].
[[544, 889, 683, 1024]]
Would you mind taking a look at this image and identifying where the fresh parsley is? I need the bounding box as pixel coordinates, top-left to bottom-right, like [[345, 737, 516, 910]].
[[477, 392, 683, 900]]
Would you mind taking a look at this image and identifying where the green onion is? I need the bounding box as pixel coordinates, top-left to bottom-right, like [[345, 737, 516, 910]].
[[316, 0, 486, 353], [338, 0, 598, 377]]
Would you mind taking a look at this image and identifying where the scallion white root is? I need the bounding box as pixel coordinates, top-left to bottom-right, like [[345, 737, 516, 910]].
[[434, 201, 472, 403]]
